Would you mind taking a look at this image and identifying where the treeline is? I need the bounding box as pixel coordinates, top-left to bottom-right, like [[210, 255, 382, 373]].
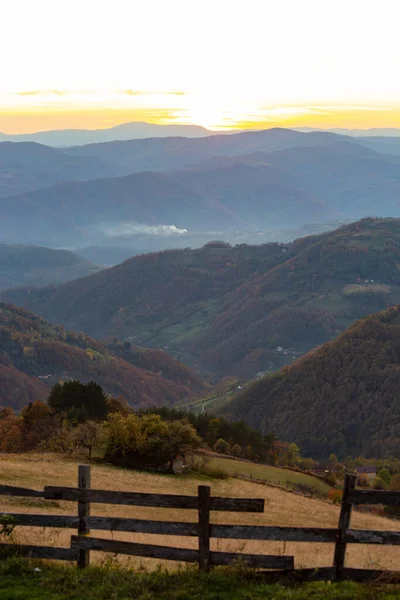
[[0, 379, 310, 472]]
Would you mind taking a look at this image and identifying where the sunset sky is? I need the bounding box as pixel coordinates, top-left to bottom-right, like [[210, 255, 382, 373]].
[[2, 0, 400, 133]]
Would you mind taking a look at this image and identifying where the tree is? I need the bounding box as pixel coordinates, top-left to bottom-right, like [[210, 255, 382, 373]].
[[231, 444, 242, 457], [329, 453, 338, 465], [20, 400, 54, 450], [103, 413, 200, 471], [287, 443, 301, 467], [48, 380, 109, 421], [389, 474, 400, 492], [378, 468, 392, 488], [74, 421, 103, 459], [213, 438, 231, 455]]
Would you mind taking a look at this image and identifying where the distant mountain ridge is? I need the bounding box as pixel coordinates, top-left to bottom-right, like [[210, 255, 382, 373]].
[[221, 306, 400, 459], [0, 122, 212, 147]]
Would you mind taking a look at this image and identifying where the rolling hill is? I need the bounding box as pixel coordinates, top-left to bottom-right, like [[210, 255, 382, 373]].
[[0, 303, 205, 411], [5, 218, 400, 380], [0, 142, 127, 197], [62, 127, 350, 172], [3, 132, 400, 248], [221, 306, 400, 459], [0, 244, 101, 289], [0, 161, 337, 245]]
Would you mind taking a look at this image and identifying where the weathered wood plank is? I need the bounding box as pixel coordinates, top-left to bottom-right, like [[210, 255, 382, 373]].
[[45, 487, 264, 512], [348, 490, 400, 506], [0, 513, 78, 528], [87, 516, 198, 536], [345, 529, 400, 545], [334, 474, 356, 574], [338, 567, 400, 582], [210, 525, 338, 542], [211, 551, 294, 569], [0, 544, 76, 561], [70, 535, 199, 563], [210, 497, 265, 513], [198, 485, 211, 572], [0, 485, 44, 498], [78, 465, 91, 568], [45, 487, 199, 508]]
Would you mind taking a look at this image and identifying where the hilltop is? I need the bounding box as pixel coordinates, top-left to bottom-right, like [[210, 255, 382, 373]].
[[0, 141, 127, 197], [222, 306, 400, 459], [5, 218, 400, 380], [0, 303, 205, 411], [0, 244, 100, 289]]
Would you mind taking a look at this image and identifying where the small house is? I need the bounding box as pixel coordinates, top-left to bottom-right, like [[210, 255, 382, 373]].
[[355, 466, 376, 483]]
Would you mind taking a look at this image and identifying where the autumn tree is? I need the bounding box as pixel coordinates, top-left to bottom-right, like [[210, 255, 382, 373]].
[[103, 413, 200, 471], [73, 420, 103, 459]]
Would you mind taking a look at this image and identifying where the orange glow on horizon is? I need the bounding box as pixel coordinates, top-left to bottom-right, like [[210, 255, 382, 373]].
[[2, 105, 400, 135]]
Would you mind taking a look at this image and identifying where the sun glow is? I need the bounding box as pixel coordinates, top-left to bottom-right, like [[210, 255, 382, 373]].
[[1, 0, 400, 133]]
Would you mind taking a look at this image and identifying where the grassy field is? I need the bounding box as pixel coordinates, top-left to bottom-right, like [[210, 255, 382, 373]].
[[1, 558, 400, 600], [207, 456, 333, 494], [0, 454, 400, 573]]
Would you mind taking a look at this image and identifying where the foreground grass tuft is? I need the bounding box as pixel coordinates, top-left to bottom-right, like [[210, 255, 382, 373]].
[[0, 558, 399, 600]]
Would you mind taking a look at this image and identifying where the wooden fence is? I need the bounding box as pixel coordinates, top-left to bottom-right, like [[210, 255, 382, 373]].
[[0, 468, 399, 581]]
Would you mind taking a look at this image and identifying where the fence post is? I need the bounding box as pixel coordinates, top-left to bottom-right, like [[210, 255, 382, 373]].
[[334, 473, 356, 580], [198, 485, 211, 572], [78, 465, 91, 568]]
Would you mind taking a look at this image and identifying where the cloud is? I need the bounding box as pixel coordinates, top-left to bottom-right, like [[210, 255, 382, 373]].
[[102, 222, 188, 237], [17, 89, 66, 97], [123, 89, 186, 97]]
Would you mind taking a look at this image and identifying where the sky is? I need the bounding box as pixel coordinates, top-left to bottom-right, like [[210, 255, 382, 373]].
[[1, 0, 400, 133]]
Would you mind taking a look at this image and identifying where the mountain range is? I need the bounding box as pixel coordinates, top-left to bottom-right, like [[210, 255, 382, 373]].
[[222, 306, 400, 459], [5, 218, 400, 380], [0, 122, 212, 147], [0, 303, 205, 411], [3, 129, 400, 247]]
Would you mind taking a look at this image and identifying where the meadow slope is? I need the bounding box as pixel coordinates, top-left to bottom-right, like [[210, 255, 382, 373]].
[[0, 454, 399, 571]]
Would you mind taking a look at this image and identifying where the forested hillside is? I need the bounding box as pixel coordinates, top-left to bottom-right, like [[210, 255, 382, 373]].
[[0, 243, 100, 289], [0, 303, 205, 410], [223, 306, 400, 459], [5, 218, 400, 379]]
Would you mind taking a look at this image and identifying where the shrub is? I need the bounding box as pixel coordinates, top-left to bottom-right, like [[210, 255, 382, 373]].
[[378, 468, 392, 487], [373, 476, 385, 490], [328, 489, 343, 504], [213, 438, 231, 454], [357, 473, 370, 488], [231, 444, 242, 457]]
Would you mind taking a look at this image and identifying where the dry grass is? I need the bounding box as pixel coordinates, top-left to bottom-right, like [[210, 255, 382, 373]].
[[1, 453, 399, 572]]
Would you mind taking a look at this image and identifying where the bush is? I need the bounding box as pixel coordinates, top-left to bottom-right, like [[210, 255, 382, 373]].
[[357, 473, 370, 488], [213, 438, 231, 454], [373, 476, 385, 490], [378, 468, 392, 487], [328, 489, 343, 504], [231, 444, 242, 457]]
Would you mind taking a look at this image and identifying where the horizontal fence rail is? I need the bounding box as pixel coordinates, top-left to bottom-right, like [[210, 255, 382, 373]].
[[43, 487, 265, 512], [70, 535, 295, 570], [1, 467, 400, 581]]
